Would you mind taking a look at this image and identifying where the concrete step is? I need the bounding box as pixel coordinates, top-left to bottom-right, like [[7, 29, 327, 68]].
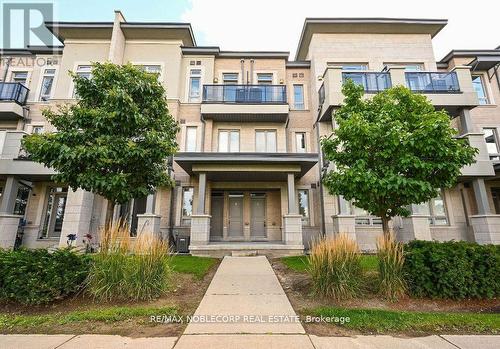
[[231, 250, 258, 257]]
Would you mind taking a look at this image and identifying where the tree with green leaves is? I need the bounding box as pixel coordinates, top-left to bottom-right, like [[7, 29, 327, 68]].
[[321, 80, 477, 236], [22, 62, 179, 222]]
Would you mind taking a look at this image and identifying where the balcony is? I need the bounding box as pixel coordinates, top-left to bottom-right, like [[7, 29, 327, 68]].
[[318, 66, 479, 121], [0, 83, 29, 120], [342, 72, 392, 93], [201, 85, 289, 122], [0, 130, 55, 178]]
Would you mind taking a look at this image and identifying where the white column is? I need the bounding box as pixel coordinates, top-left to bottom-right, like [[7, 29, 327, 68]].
[[59, 188, 94, 247], [287, 173, 297, 214], [0, 176, 22, 249], [197, 173, 207, 214], [137, 192, 162, 236]]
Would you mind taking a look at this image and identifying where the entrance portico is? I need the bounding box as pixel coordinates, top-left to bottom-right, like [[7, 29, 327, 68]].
[[174, 152, 318, 255]]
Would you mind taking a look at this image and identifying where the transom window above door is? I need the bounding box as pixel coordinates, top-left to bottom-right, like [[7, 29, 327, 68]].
[[327, 63, 368, 71], [222, 73, 239, 84], [257, 73, 273, 85], [255, 130, 277, 152], [218, 130, 240, 152]]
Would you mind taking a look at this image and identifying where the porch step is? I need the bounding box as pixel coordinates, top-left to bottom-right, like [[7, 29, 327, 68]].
[[231, 250, 258, 257]]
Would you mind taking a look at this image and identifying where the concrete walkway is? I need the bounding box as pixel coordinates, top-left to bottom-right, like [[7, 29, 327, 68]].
[[1, 257, 499, 348], [183, 255, 305, 334]]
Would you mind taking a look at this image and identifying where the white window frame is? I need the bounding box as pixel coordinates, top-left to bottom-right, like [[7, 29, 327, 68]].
[[295, 132, 307, 153], [483, 127, 500, 160], [187, 67, 203, 102], [222, 72, 239, 84], [218, 130, 240, 152], [428, 191, 449, 226], [185, 126, 198, 152], [181, 186, 194, 226], [70, 63, 92, 99], [132, 63, 164, 82], [293, 84, 305, 110], [297, 189, 310, 226], [255, 129, 277, 152], [472, 74, 490, 105], [327, 63, 369, 71], [254, 71, 277, 85], [37, 67, 57, 102], [384, 62, 425, 71], [219, 70, 242, 84]]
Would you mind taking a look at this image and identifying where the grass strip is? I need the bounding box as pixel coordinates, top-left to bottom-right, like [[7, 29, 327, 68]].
[[0, 306, 178, 329], [306, 306, 500, 334], [171, 255, 218, 279]]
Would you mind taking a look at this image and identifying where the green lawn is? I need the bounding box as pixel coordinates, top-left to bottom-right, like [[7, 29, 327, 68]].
[[0, 306, 178, 329], [170, 255, 218, 279], [306, 306, 500, 334], [281, 255, 379, 273]]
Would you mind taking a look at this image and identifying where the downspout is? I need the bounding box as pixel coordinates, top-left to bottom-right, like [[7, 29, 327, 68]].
[[240, 59, 245, 84], [250, 59, 254, 84], [167, 156, 176, 247], [316, 121, 326, 237]]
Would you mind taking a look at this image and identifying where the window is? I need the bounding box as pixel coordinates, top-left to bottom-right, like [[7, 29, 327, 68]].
[[222, 73, 239, 84], [185, 126, 197, 152], [188, 69, 201, 102], [429, 192, 448, 225], [73, 65, 92, 98], [39, 69, 55, 101], [298, 189, 310, 226], [32, 126, 44, 134], [13, 185, 30, 216], [295, 132, 306, 153], [328, 63, 368, 71], [472, 75, 489, 105], [293, 84, 305, 110], [40, 187, 68, 238], [255, 130, 277, 152], [257, 73, 273, 85], [384, 63, 424, 71], [491, 188, 500, 214], [483, 128, 499, 160], [135, 65, 161, 75], [181, 187, 194, 226], [353, 205, 382, 226], [218, 130, 240, 152], [12, 71, 28, 85]]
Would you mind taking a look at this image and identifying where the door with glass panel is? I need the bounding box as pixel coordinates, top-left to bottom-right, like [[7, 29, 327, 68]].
[[41, 187, 68, 239], [228, 194, 244, 238]]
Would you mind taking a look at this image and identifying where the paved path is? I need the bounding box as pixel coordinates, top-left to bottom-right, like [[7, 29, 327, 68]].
[[1, 257, 499, 348], [183, 255, 305, 334]]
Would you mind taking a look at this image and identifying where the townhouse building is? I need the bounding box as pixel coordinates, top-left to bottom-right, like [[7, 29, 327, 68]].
[[0, 12, 498, 255]]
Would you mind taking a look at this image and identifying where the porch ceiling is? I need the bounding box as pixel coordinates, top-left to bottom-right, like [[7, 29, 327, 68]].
[[174, 152, 318, 181]]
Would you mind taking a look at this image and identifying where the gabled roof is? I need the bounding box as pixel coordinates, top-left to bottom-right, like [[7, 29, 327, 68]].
[[295, 17, 447, 60]]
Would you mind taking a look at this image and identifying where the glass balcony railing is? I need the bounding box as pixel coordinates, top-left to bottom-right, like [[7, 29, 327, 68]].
[[405, 72, 460, 93], [342, 72, 392, 92], [202, 85, 287, 104], [0, 82, 29, 105]]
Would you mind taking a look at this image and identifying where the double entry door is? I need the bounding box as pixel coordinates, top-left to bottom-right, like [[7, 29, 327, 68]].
[[210, 192, 267, 241]]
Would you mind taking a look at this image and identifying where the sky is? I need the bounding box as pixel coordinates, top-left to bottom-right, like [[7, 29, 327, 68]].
[[1, 0, 499, 61]]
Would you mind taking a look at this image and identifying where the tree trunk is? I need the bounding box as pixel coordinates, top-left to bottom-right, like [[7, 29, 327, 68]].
[[105, 200, 115, 228], [381, 216, 392, 237]]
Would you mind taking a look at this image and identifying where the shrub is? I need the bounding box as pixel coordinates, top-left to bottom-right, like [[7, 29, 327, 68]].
[[86, 223, 171, 301], [403, 240, 500, 299], [0, 248, 90, 305], [308, 234, 362, 300], [376, 234, 406, 300]]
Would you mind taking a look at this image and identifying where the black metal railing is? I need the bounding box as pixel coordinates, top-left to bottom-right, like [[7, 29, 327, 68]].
[[405, 72, 460, 93], [0, 82, 29, 105], [202, 85, 287, 104], [342, 72, 392, 92], [318, 84, 325, 106]]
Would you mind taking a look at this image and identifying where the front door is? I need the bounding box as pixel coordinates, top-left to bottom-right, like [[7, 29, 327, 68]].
[[228, 195, 244, 238], [250, 194, 266, 239], [210, 194, 224, 240]]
